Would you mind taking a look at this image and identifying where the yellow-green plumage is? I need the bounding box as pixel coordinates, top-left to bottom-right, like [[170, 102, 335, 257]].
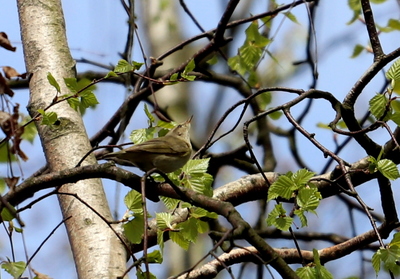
[[101, 117, 192, 173]]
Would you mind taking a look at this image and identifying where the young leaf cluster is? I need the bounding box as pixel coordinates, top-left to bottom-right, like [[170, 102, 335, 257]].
[[104, 59, 143, 78], [158, 158, 214, 209], [123, 109, 215, 255], [372, 232, 400, 275], [44, 72, 99, 125], [62, 77, 99, 114], [347, 0, 389, 25], [131, 106, 214, 208], [228, 20, 271, 87], [1, 261, 26, 279], [348, 0, 399, 59], [129, 105, 176, 144], [170, 59, 196, 82], [296, 249, 333, 279], [266, 169, 320, 231], [368, 156, 400, 180], [156, 206, 217, 251], [368, 58, 400, 126], [123, 189, 146, 244]]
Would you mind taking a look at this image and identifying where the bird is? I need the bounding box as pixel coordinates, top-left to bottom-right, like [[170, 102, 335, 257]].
[[101, 116, 192, 173]]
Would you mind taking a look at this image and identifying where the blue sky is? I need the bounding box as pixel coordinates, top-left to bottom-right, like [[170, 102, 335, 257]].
[[1, 1, 400, 278]]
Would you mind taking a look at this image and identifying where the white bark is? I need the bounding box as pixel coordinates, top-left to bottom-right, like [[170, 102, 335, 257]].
[[17, 1, 127, 278]]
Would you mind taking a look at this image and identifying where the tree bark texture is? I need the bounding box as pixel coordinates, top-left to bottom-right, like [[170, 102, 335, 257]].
[[17, 1, 127, 278]]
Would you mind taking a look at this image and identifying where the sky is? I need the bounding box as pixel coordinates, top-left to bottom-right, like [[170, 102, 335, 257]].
[[1, 0, 400, 278]]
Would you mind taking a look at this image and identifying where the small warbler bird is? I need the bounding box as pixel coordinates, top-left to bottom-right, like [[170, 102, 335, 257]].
[[101, 116, 192, 173]]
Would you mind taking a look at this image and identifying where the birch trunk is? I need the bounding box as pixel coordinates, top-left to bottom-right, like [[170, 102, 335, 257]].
[[17, 1, 127, 278]]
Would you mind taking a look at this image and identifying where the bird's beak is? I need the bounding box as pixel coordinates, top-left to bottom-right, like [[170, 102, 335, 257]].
[[186, 115, 193, 124]]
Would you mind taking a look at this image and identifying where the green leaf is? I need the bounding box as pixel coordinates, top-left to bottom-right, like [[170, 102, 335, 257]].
[[170, 72, 179, 81], [347, 0, 361, 25], [351, 44, 365, 58], [181, 60, 196, 81], [1, 206, 15, 221], [156, 120, 176, 130], [157, 230, 165, 252], [313, 249, 333, 279], [256, 92, 272, 108], [182, 73, 196, 81], [317, 122, 330, 129], [47, 72, 60, 92], [392, 80, 400, 95], [368, 156, 379, 174], [245, 21, 270, 47], [386, 58, 400, 81], [377, 159, 400, 180], [183, 172, 213, 196], [239, 43, 263, 69], [20, 117, 37, 143], [38, 109, 59, 126], [266, 204, 293, 231], [247, 70, 259, 87], [388, 19, 400, 31], [283, 12, 299, 24], [77, 78, 96, 93], [132, 61, 144, 71], [268, 169, 315, 201], [124, 190, 143, 214], [206, 55, 218, 65], [114, 59, 133, 73], [169, 231, 190, 250], [380, 246, 400, 274], [391, 111, 400, 126], [390, 232, 400, 248], [136, 270, 157, 279], [294, 209, 308, 227], [66, 96, 80, 111], [177, 217, 199, 242], [297, 186, 321, 211], [0, 143, 17, 163], [0, 179, 5, 193], [227, 55, 246, 76], [268, 111, 282, 120], [268, 175, 295, 200], [123, 215, 144, 244], [1, 261, 26, 278], [156, 212, 174, 230], [80, 90, 99, 109], [147, 250, 163, 264], [130, 127, 156, 144], [296, 266, 316, 278], [190, 207, 218, 219], [183, 59, 195, 74], [104, 71, 118, 78], [181, 159, 213, 196], [296, 250, 333, 279], [197, 220, 210, 233], [369, 94, 389, 119], [159, 196, 180, 210], [144, 104, 155, 124], [292, 169, 315, 186], [64, 77, 78, 93], [372, 248, 382, 274], [228, 21, 270, 79], [63, 78, 98, 113], [376, 23, 393, 33]]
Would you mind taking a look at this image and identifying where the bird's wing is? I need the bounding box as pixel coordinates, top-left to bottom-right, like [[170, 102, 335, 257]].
[[127, 138, 185, 154]]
